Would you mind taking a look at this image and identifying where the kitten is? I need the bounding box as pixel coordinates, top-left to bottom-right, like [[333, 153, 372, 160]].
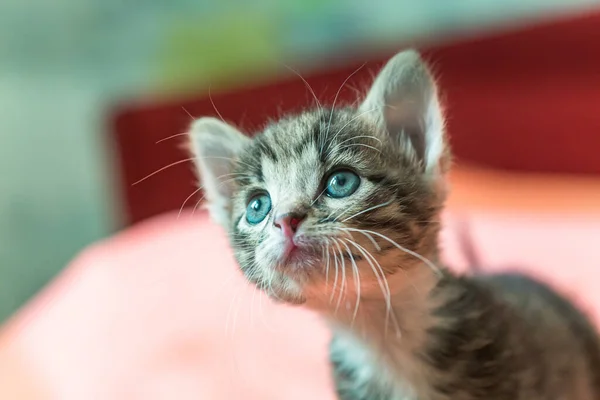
[[189, 50, 600, 399]]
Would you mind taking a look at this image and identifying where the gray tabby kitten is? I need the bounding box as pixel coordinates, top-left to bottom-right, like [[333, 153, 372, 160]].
[[189, 50, 600, 399]]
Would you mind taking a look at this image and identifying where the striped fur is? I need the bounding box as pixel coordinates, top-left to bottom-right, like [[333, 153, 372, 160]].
[[190, 50, 600, 399]]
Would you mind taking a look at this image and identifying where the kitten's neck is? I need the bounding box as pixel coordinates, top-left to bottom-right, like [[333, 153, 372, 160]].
[[324, 263, 451, 398], [328, 262, 442, 345]]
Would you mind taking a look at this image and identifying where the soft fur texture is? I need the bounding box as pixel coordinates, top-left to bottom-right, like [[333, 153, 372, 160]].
[[189, 50, 600, 399]]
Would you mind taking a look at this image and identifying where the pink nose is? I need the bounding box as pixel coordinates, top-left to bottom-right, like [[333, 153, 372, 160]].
[[274, 213, 306, 238]]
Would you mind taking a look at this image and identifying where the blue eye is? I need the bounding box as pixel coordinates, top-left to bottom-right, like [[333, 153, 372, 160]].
[[325, 170, 360, 198], [246, 193, 272, 224]]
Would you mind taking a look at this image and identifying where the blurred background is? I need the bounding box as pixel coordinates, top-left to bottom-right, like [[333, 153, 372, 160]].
[[1, 0, 600, 322]]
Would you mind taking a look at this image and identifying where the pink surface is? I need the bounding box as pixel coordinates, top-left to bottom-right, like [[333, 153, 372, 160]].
[[2, 206, 600, 399]]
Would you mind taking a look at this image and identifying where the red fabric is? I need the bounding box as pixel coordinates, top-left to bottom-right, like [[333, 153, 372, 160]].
[[112, 11, 600, 225]]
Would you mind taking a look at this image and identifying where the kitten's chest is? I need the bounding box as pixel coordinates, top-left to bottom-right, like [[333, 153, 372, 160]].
[[330, 329, 425, 400]]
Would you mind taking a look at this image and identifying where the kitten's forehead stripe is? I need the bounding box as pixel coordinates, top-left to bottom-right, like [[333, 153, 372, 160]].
[[239, 108, 383, 181]]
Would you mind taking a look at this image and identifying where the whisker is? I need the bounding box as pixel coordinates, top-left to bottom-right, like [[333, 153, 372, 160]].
[[209, 176, 246, 189], [343, 237, 400, 339], [344, 227, 442, 276], [333, 239, 347, 315], [196, 155, 256, 171], [180, 171, 254, 217], [155, 131, 188, 144], [357, 230, 381, 252], [340, 200, 393, 222], [336, 135, 383, 147], [282, 63, 323, 115], [182, 106, 194, 120], [323, 62, 367, 152], [338, 143, 382, 154], [132, 157, 196, 185], [216, 172, 253, 180], [340, 240, 361, 327], [209, 85, 226, 123], [192, 197, 205, 215], [327, 106, 384, 154], [339, 228, 381, 252], [328, 200, 355, 223], [266, 269, 285, 303], [134, 156, 253, 187], [330, 248, 340, 304], [178, 187, 202, 218], [310, 186, 329, 207], [324, 242, 331, 291]]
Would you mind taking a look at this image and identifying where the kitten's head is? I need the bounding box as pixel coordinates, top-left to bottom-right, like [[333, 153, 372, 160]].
[[190, 50, 449, 308]]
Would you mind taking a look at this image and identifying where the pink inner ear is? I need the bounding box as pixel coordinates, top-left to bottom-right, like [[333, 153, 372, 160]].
[[382, 92, 432, 163]]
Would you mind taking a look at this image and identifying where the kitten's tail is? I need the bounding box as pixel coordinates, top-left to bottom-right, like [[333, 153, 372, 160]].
[[457, 215, 483, 274]]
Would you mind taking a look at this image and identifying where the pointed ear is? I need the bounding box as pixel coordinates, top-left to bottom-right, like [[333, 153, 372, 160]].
[[360, 49, 448, 175], [188, 117, 250, 227]]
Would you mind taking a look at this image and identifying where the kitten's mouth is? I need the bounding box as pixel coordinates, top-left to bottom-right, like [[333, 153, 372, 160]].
[[282, 243, 317, 264], [282, 241, 299, 260], [274, 241, 323, 275], [278, 239, 366, 271]]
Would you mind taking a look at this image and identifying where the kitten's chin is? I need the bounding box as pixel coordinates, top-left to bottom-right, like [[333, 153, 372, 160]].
[[259, 272, 309, 306], [276, 247, 322, 273], [262, 282, 307, 305]]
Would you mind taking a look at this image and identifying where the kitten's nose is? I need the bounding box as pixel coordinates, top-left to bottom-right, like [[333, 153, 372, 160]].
[[274, 213, 306, 238]]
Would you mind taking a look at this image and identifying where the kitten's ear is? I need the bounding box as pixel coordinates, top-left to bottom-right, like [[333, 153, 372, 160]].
[[188, 117, 250, 227], [360, 49, 448, 175]]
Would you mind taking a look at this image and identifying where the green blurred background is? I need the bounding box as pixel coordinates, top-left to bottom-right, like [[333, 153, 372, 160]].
[[0, 0, 596, 321]]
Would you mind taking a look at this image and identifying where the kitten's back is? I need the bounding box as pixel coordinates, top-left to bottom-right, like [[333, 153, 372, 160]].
[[479, 273, 600, 399]]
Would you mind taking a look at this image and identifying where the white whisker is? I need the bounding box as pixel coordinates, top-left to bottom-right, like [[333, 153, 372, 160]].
[[156, 131, 187, 144], [348, 229, 381, 251], [340, 240, 361, 327], [133, 157, 253, 186], [182, 106, 194, 120], [344, 227, 442, 276], [336, 135, 383, 146], [327, 106, 385, 153], [339, 143, 382, 154], [325, 242, 331, 291], [132, 157, 196, 185], [282, 63, 323, 114], [342, 237, 402, 339], [324, 62, 367, 151], [343, 238, 392, 334], [333, 239, 347, 315], [340, 200, 393, 222], [310, 186, 329, 206], [178, 187, 202, 218], [208, 85, 226, 123], [331, 248, 340, 304]]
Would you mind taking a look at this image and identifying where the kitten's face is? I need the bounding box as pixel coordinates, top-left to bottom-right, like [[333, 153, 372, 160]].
[[229, 109, 442, 305], [190, 50, 449, 308]]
